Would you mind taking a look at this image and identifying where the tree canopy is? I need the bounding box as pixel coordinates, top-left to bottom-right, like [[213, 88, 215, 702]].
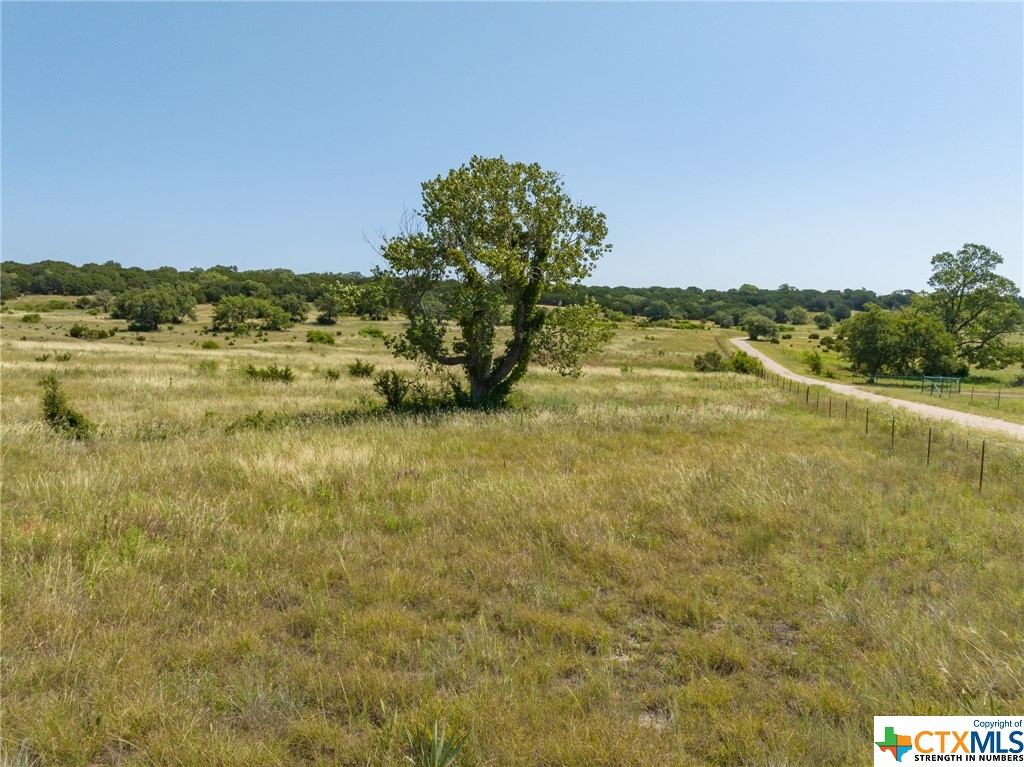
[[923, 244, 1024, 368], [374, 156, 613, 407]]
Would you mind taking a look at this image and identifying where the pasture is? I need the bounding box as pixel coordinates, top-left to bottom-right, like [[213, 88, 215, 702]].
[[2, 306, 1022, 766]]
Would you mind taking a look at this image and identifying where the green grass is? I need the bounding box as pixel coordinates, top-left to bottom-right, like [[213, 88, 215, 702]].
[[751, 328, 1024, 425], [2, 306, 1022, 766]]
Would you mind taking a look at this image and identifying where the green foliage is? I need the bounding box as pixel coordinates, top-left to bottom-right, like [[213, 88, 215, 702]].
[[711, 310, 733, 329], [110, 284, 197, 331], [306, 329, 335, 345], [212, 296, 293, 333], [373, 370, 411, 410], [375, 156, 612, 408], [727, 351, 764, 376], [68, 323, 114, 340], [324, 368, 341, 381], [786, 305, 809, 325], [837, 303, 962, 378], [348, 359, 376, 378], [39, 373, 94, 438], [359, 326, 385, 338], [808, 333, 820, 340], [243, 364, 295, 383], [813, 313, 834, 330], [923, 243, 1024, 368], [275, 293, 309, 323], [693, 350, 728, 372], [200, 340, 220, 349], [801, 349, 824, 375], [405, 720, 466, 767], [21, 313, 41, 323], [194, 360, 219, 376], [533, 299, 615, 378], [317, 281, 389, 322], [781, 333, 792, 340], [743, 314, 778, 341]]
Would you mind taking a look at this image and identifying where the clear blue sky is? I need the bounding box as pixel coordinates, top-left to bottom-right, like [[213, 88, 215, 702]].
[[3, 2, 1022, 292]]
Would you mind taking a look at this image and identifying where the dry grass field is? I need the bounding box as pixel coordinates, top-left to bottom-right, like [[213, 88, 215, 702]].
[[2, 305, 1022, 766]]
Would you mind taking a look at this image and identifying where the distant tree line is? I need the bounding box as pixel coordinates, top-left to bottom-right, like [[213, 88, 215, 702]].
[[2, 259, 921, 324]]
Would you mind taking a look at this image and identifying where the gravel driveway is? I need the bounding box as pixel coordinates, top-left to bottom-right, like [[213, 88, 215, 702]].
[[730, 337, 1024, 441]]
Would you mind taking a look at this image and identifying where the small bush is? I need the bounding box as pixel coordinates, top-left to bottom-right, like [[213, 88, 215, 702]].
[[307, 329, 335, 345], [359, 326, 385, 338], [324, 368, 341, 381], [243, 364, 294, 383], [728, 351, 764, 376], [348, 359, 376, 378], [770, 338, 780, 344], [35, 353, 51, 362], [54, 352, 72, 362], [801, 349, 824, 375], [781, 333, 792, 340], [39, 373, 94, 439], [373, 370, 410, 410], [813, 313, 835, 330], [200, 340, 220, 350], [819, 335, 835, 349], [68, 323, 113, 340], [195, 360, 219, 376], [620, 364, 633, 374], [21, 313, 41, 323], [694, 350, 727, 372], [808, 333, 820, 340]]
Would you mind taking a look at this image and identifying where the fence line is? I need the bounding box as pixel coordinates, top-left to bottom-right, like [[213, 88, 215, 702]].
[[757, 369, 1022, 495]]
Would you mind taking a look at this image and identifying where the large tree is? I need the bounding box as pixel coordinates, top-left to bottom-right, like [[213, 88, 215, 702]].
[[374, 156, 613, 407], [924, 244, 1024, 368]]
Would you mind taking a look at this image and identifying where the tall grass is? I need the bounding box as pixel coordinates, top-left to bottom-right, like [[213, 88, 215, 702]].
[[2, 308, 1021, 766]]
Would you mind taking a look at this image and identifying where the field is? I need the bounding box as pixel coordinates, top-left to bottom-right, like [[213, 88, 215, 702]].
[[2, 306, 1023, 766], [751, 326, 1024, 425]]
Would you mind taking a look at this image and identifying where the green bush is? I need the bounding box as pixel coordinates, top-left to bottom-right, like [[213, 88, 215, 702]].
[[39, 373, 94, 439], [808, 333, 820, 340], [373, 370, 410, 409], [359, 326, 385, 338], [324, 368, 341, 381], [406, 720, 466, 767], [727, 351, 764, 376], [243, 364, 294, 383], [68, 323, 113, 340], [194, 360, 219, 376], [813, 313, 834, 330], [801, 349, 824, 375], [348, 359, 376, 377], [306, 329, 335, 345], [200, 340, 220, 349], [693, 350, 727, 372], [781, 333, 792, 340], [21, 313, 41, 323]]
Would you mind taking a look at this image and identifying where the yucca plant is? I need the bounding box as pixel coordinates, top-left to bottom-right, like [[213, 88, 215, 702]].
[[405, 720, 466, 767]]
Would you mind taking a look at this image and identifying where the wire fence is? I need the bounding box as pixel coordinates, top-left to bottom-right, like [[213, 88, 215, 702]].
[[757, 370, 1024, 495]]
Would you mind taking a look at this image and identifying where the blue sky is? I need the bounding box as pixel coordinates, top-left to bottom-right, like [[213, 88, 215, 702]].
[[3, 2, 1021, 292]]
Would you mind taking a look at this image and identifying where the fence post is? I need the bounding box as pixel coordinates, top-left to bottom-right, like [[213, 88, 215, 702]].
[[979, 440, 986, 492], [997, 389, 1002, 408], [828, 397, 832, 419], [845, 400, 848, 420], [927, 427, 932, 466], [971, 386, 975, 404], [805, 386, 810, 405], [865, 408, 869, 435], [890, 415, 895, 449], [815, 392, 819, 410]]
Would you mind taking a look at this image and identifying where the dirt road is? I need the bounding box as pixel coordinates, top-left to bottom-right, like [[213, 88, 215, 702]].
[[730, 337, 1024, 441]]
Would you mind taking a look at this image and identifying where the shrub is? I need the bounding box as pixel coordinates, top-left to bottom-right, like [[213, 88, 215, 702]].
[[39, 373, 94, 439], [819, 335, 835, 349], [35, 353, 51, 362], [770, 337, 780, 344], [727, 351, 764, 376], [54, 352, 72, 362], [200, 340, 220, 349], [813, 313, 834, 330], [808, 333, 820, 340], [693, 350, 727, 372], [307, 329, 335, 345], [373, 370, 410, 410], [194, 360, 219, 376], [801, 349, 824, 375], [68, 323, 113, 340], [324, 368, 341, 381], [781, 333, 792, 340], [348, 359, 376, 377], [359, 326, 385, 338], [243, 364, 294, 383], [742, 314, 778, 341], [21, 313, 41, 323]]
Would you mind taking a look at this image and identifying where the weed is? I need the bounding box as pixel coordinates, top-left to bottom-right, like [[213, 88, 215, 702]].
[[34, 354, 51, 362], [324, 368, 342, 381], [54, 352, 72, 362], [373, 370, 411, 409]]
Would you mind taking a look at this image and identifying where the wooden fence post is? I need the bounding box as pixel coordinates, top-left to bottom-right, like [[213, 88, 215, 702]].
[[979, 440, 986, 492], [927, 427, 932, 466]]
